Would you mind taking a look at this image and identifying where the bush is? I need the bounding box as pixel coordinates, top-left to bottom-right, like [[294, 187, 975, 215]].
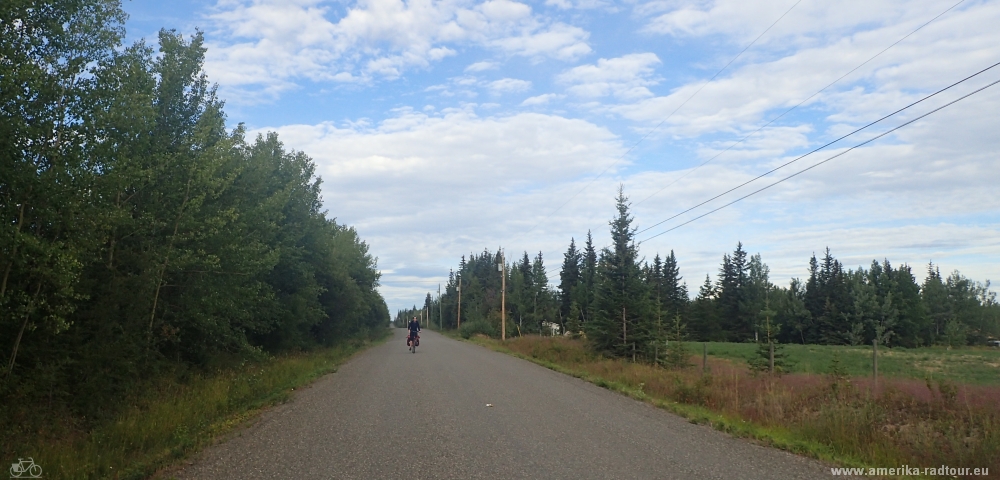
[[459, 320, 497, 339]]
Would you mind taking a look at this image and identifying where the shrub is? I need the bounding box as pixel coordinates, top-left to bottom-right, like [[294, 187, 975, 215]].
[[459, 320, 496, 339]]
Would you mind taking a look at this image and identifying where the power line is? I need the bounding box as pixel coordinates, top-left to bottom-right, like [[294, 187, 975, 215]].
[[568, 54, 1000, 274], [411, 0, 973, 292], [633, 0, 969, 208], [511, 0, 803, 243], [540, 0, 968, 278], [639, 74, 1000, 244], [635, 59, 1000, 236], [381, 279, 448, 284]]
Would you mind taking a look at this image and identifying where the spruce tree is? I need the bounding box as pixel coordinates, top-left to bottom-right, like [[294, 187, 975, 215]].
[[532, 251, 552, 333], [689, 274, 720, 341], [922, 262, 949, 341], [664, 314, 690, 369], [588, 186, 650, 358], [749, 293, 787, 374], [559, 238, 582, 326], [778, 278, 811, 344], [662, 250, 688, 320], [582, 230, 598, 325], [716, 243, 748, 341]]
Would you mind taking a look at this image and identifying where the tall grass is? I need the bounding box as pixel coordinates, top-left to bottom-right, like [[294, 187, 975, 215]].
[[475, 336, 1000, 476], [1, 332, 388, 480]]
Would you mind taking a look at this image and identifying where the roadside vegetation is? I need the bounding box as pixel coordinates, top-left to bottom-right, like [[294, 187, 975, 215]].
[[703, 342, 1000, 386], [2, 1, 388, 477], [410, 190, 999, 355], [472, 335, 1000, 477], [10, 332, 386, 480], [413, 186, 1000, 477]]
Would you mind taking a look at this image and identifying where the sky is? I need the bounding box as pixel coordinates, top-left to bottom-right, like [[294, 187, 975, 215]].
[[121, 0, 1000, 316]]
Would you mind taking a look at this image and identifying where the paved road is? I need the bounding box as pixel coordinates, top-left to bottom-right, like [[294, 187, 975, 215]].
[[176, 329, 837, 479]]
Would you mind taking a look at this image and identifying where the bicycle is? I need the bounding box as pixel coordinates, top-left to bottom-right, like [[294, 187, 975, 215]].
[[408, 333, 419, 354], [9, 457, 42, 478]]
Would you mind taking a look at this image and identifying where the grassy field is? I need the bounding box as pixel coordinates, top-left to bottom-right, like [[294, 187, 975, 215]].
[[464, 334, 1000, 478], [702, 342, 1000, 385], [2, 331, 389, 480]]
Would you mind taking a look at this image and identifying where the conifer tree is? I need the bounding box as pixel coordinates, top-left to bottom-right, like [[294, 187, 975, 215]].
[[532, 251, 553, 333], [922, 263, 949, 340], [662, 250, 688, 320], [749, 294, 786, 374], [689, 274, 720, 341], [716, 243, 748, 341], [664, 314, 690, 369], [588, 186, 650, 357], [559, 238, 582, 326], [582, 230, 597, 325], [777, 278, 811, 344]]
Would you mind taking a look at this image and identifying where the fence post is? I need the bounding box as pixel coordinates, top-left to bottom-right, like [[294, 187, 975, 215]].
[[872, 339, 879, 394], [702, 343, 708, 373]]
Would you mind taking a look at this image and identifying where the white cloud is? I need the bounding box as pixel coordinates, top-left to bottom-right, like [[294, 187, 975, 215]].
[[205, 0, 592, 101], [465, 60, 499, 72], [251, 108, 624, 309], [487, 22, 591, 61], [606, 0, 1000, 142], [255, 107, 623, 219], [545, 0, 609, 10], [557, 53, 661, 100], [488, 78, 532, 94], [521, 93, 564, 106], [189, 0, 1000, 312], [637, 0, 926, 46]]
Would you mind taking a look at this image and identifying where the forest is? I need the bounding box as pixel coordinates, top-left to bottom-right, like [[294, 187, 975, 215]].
[[403, 188, 1000, 360], [1, 0, 387, 431]]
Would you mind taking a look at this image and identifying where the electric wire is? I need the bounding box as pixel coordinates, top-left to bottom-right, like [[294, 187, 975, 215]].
[[511, 0, 803, 244], [633, 0, 968, 208], [422, 0, 971, 291], [639, 75, 1000, 243], [543, 0, 968, 280], [635, 59, 1000, 236]]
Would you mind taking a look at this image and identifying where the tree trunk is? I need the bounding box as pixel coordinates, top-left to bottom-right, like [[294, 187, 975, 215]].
[[1, 191, 30, 299], [622, 307, 627, 347], [149, 177, 192, 343], [768, 342, 774, 374], [6, 282, 41, 379]]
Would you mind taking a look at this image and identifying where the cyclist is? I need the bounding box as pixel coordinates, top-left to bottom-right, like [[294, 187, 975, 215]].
[[407, 316, 421, 347]]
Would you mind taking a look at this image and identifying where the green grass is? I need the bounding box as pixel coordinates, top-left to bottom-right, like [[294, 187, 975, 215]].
[[5, 331, 389, 480], [702, 342, 1000, 385]]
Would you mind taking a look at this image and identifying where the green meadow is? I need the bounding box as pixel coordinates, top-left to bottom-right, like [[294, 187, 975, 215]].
[[701, 342, 1000, 385]]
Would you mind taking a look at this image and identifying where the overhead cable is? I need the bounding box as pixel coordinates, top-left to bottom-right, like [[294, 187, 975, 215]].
[[633, 0, 969, 208], [511, 0, 804, 243], [639, 74, 1000, 243], [635, 59, 1000, 236]]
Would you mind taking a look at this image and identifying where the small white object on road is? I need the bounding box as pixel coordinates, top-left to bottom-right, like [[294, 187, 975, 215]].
[[486, 404, 493, 407]]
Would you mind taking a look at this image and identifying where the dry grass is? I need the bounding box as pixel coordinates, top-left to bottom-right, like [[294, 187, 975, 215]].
[[476, 335, 1000, 477]]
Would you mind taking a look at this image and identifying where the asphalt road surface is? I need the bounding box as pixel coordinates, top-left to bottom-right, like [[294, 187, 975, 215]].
[[176, 329, 838, 479]]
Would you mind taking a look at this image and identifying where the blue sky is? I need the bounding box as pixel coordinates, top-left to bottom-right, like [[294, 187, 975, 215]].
[[121, 0, 1000, 314]]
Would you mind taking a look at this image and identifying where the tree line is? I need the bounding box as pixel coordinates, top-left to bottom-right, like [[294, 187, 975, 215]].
[[423, 187, 999, 359], [1, 0, 387, 424]]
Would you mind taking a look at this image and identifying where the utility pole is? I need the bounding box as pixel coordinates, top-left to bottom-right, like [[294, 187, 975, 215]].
[[499, 249, 506, 341], [457, 274, 462, 329], [438, 284, 442, 330]]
